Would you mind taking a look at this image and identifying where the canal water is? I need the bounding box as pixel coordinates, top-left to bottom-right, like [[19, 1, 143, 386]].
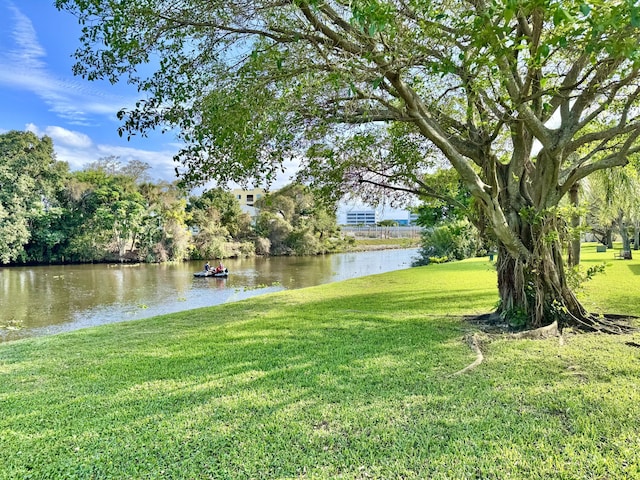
[[0, 249, 418, 342]]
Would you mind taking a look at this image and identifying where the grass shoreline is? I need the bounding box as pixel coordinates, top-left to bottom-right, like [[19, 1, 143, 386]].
[[349, 238, 421, 251], [1, 244, 639, 479]]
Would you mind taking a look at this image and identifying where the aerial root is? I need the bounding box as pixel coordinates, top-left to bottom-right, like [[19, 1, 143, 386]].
[[510, 320, 559, 340], [452, 322, 562, 376], [454, 313, 637, 376], [451, 332, 484, 376]]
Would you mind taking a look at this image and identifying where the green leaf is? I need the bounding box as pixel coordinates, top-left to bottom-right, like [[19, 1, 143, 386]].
[[539, 44, 550, 58], [629, 0, 640, 27], [504, 8, 514, 24], [553, 7, 573, 26], [579, 4, 591, 16]]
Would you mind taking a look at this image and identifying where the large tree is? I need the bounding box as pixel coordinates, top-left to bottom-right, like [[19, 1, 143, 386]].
[[65, 164, 147, 262], [0, 131, 66, 263], [56, 0, 640, 331]]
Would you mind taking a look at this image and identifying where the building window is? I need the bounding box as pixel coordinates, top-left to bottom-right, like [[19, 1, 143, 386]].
[[345, 210, 377, 225]]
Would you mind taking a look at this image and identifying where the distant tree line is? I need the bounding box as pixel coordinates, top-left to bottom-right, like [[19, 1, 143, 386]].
[[0, 131, 350, 265]]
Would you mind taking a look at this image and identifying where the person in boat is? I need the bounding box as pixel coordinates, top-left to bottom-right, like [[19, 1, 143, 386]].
[[215, 261, 226, 274], [204, 262, 210, 272]]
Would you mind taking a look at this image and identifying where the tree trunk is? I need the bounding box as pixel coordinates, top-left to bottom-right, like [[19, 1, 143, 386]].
[[496, 240, 586, 329], [606, 229, 613, 248], [567, 183, 581, 267], [495, 239, 633, 333], [618, 213, 632, 255]]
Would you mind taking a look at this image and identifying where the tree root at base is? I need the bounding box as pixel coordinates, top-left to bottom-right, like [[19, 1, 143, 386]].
[[464, 311, 637, 335], [510, 320, 559, 339], [569, 313, 637, 334]]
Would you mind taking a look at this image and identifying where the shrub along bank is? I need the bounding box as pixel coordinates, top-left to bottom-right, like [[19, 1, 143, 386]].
[[0, 244, 639, 478]]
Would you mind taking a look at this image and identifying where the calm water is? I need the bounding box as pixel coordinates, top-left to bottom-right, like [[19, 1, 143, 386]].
[[0, 249, 418, 342]]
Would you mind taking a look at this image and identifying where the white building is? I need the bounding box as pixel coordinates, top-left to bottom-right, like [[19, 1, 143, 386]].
[[232, 188, 264, 207], [345, 210, 378, 225], [232, 188, 265, 219], [338, 201, 415, 226]]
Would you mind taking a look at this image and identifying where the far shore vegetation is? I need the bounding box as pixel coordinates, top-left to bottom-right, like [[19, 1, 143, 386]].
[[1, 130, 424, 268], [1, 243, 639, 479]]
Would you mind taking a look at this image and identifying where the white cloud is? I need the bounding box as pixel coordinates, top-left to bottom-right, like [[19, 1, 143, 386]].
[[26, 123, 93, 148], [0, 3, 135, 126], [47, 126, 93, 148], [96, 144, 177, 172], [6, 3, 46, 70], [24, 121, 179, 181]]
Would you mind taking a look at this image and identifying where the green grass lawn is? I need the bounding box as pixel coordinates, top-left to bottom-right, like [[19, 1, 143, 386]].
[[578, 243, 640, 315], [1, 244, 639, 479]]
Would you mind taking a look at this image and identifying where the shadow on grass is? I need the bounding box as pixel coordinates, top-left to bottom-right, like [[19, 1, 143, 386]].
[[628, 264, 640, 276]]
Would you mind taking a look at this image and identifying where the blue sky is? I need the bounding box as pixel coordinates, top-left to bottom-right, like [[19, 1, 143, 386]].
[[0, 0, 180, 182], [0, 0, 410, 220]]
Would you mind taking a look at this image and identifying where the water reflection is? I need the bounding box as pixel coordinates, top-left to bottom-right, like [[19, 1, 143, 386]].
[[0, 249, 417, 342]]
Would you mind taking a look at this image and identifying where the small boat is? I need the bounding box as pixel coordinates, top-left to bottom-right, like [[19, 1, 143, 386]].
[[194, 269, 229, 278]]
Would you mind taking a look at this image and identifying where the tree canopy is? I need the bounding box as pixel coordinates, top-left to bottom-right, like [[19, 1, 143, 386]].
[[55, 0, 640, 331]]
